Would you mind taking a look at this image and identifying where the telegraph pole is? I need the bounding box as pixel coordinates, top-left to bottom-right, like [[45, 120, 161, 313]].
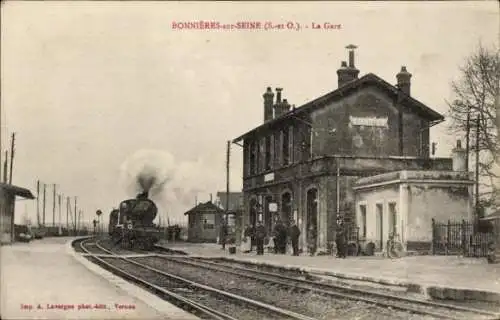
[[465, 111, 471, 171], [42, 183, 46, 226], [226, 140, 230, 222], [52, 184, 56, 227], [58, 194, 62, 235], [66, 196, 70, 232], [8, 133, 15, 184], [36, 180, 40, 227], [3, 151, 8, 183], [475, 115, 480, 224], [74, 197, 77, 235]]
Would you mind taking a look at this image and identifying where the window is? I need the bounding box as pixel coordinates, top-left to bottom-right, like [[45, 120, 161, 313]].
[[249, 141, 257, 175], [282, 128, 290, 165], [202, 214, 215, 229], [359, 204, 367, 238], [265, 135, 272, 170], [288, 126, 294, 163]]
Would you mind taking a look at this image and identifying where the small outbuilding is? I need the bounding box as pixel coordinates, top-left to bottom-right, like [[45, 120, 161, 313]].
[[0, 183, 35, 244], [184, 201, 224, 243]]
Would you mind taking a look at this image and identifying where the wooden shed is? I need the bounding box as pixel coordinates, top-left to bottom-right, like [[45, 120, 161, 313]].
[[0, 183, 35, 244], [184, 201, 224, 243]]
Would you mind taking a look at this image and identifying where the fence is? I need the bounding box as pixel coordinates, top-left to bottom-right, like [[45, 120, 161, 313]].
[[431, 218, 495, 257]]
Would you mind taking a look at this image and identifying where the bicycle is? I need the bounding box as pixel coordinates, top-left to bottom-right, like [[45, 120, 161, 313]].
[[385, 231, 404, 259]]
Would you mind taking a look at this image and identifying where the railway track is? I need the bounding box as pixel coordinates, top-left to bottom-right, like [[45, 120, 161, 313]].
[[77, 238, 318, 320], [150, 255, 500, 320]]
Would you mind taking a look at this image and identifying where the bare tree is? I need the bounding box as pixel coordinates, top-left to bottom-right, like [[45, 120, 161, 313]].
[[447, 43, 500, 213]]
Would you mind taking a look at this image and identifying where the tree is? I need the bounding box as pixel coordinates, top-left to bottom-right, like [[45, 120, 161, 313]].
[[448, 43, 500, 214]]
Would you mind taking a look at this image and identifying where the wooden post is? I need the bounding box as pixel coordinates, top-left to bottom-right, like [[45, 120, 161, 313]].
[[461, 219, 466, 256], [42, 184, 46, 226], [8, 133, 15, 184], [52, 184, 56, 227], [74, 197, 77, 235]]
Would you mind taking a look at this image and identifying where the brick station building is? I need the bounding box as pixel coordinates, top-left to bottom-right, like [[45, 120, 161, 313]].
[[232, 46, 458, 254]]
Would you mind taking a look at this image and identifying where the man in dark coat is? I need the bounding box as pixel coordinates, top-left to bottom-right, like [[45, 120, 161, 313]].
[[336, 219, 347, 258], [255, 221, 267, 255], [220, 221, 229, 250], [273, 219, 286, 254], [288, 220, 301, 256]]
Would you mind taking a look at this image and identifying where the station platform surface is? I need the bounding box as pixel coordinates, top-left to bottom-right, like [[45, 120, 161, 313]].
[[0, 237, 198, 320], [158, 241, 500, 303]]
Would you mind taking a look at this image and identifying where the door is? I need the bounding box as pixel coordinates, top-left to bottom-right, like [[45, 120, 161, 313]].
[[376, 203, 383, 251]]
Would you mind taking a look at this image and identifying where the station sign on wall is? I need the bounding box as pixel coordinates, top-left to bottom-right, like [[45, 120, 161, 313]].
[[268, 202, 277, 212]]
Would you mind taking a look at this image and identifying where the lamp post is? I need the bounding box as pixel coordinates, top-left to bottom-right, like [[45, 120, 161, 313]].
[[96, 209, 102, 236]]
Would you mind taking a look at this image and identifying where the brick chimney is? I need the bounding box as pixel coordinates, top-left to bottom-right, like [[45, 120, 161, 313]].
[[273, 88, 291, 118], [337, 44, 360, 88], [263, 87, 274, 122], [396, 66, 412, 96]]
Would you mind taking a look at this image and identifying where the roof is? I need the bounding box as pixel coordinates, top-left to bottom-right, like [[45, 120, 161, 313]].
[[216, 192, 243, 211], [233, 73, 445, 143], [481, 211, 500, 221], [183, 201, 225, 216], [0, 183, 35, 199]]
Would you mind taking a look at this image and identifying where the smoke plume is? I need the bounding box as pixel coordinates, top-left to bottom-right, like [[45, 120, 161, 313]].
[[119, 150, 220, 221]]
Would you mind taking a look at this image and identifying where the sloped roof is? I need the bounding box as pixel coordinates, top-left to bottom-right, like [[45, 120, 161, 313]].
[[233, 73, 444, 143], [216, 192, 243, 211], [0, 183, 35, 199], [183, 201, 225, 216]]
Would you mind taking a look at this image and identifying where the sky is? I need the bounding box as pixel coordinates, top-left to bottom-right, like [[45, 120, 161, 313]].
[[1, 1, 498, 226]]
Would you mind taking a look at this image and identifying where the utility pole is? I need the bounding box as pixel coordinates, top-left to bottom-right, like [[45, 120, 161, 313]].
[[74, 197, 77, 235], [42, 183, 46, 226], [52, 184, 56, 227], [8, 133, 15, 184], [36, 180, 40, 227], [465, 110, 471, 171], [66, 196, 70, 232], [3, 150, 8, 183], [58, 194, 62, 235], [475, 114, 480, 227], [226, 140, 230, 222]]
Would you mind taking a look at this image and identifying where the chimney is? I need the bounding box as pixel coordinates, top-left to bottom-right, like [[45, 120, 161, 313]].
[[273, 88, 291, 118], [451, 139, 467, 172], [396, 66, 412, 96], [275, 88, 283, 104], [263, 87, 274, 122], [336, 44, 360, 88]]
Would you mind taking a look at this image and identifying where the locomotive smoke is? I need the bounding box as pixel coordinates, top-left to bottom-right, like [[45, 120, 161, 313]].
[[119, 149, 220, 221], [119, 150, 175, 199]]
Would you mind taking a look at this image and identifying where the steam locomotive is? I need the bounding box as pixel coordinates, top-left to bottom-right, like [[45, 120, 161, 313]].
[[108, 191, 161, 250]]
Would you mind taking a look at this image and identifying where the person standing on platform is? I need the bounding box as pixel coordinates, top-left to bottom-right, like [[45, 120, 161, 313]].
[[336, 219, 347, 258], [307, 225, 317, 256], [220, 221, 229, 250], [273, 219, 285, 254], [240, 224, 252, 253], [289, 220, 301, 256], [278, 219, 288, 254], [255, 221, 267, 255]]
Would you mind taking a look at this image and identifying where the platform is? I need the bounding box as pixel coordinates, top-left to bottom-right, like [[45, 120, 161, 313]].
[[0, 237, 198, 320], [158, 241, 500, 304]]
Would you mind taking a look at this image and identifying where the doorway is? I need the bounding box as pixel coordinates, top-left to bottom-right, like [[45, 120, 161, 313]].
[[306, 188, 318, 242]]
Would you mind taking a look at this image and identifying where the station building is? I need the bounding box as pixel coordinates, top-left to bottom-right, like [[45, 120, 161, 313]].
[[232, 46, 474, 254], [0, 183, 35, 244]]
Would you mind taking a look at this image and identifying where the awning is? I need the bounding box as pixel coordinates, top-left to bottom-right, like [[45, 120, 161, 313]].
[[0, 183, 35, 199]]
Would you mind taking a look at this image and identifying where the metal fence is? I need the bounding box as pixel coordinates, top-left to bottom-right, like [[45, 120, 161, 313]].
[[431, 218, 495, 257]]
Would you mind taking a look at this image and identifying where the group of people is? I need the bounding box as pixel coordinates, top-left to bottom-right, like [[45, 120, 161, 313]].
[[240, 219, 302, 256], [228, 215, 349, 258]]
